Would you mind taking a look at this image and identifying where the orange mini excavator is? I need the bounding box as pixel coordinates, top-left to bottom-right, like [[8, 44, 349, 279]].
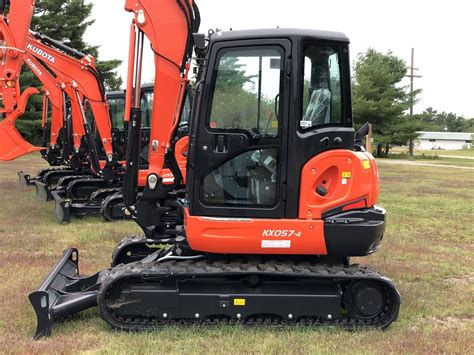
[[0, 2, 122, 200], [28, 0, 400, 339], [0, 1, 190, 222]]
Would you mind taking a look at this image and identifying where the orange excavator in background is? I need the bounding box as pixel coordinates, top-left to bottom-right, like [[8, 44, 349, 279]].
[[0, 1, 187, 222], [23, 0, 400, 339]]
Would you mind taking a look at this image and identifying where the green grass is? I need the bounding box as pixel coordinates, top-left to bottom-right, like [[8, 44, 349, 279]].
[[416, 149, 474, 158], [0, 155, 473, 354]]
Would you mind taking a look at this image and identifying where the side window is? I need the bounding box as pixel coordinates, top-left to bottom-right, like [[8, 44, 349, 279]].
[[140, 92, 153, 128], [108, 98, 125, 130], [84, 101, 94, 127], [209, 47, 283, 136], [179, 91, 192, 125], [300, 45, 342, 129]]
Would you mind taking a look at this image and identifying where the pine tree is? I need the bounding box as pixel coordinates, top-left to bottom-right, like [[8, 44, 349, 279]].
[[17, 0, 123, 144], [352, 48, 421, 156]]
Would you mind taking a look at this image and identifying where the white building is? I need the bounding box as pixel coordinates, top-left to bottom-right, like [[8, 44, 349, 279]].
[[416, 131, 473, 150]]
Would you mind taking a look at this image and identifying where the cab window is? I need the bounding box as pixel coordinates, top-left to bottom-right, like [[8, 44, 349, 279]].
[[108, 98, 125, 130], [300, 45, 342, 129], [208, 46, 283, 137], [141, 92, 153, 128]]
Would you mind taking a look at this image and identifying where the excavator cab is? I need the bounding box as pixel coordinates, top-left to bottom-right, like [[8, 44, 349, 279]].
[[189, 30, 353, 218]]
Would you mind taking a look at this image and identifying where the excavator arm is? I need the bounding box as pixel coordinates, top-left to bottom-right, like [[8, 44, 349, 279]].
[[0, 0, 35, 112], [0, 0, 119, 177], [25, 33, 114, 172], [123, 0, 199, 208], [0, 0, 45, 160], [23, 53, 64, 147]]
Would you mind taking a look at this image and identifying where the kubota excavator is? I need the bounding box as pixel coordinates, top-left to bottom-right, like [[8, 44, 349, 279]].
[[0, 12, 123, 203], [27, 0, 400, 339], [0, 1, 190, 222]]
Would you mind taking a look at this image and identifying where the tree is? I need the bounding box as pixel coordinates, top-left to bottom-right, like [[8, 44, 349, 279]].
[[30, 0, 122, 90], [17, 0, 122, 145], [352, 48, 421, 156], [415, 108, 474, 133]]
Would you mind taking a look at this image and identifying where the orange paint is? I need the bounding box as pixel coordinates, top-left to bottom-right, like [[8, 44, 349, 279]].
[[299, 150, 378, 219], [185, 209, 328, 255]]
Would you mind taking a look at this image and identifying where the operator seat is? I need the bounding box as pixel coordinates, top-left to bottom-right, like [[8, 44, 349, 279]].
[[303, 88, 331, 126]]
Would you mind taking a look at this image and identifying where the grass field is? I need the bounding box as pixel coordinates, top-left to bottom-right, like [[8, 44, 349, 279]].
[[385, 150, 474, 168], [0, 155, 473, 354]]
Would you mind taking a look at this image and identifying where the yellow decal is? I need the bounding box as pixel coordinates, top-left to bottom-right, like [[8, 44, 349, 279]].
[[234, 298, 246, 306], [342, 172, 351, 179], [362, 160, 371, 170]]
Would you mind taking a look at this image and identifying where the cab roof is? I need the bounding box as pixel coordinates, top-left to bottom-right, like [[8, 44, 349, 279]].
[[210, 28, 349, 44]]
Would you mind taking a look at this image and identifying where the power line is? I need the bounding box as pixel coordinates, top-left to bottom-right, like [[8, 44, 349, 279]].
[[406, 48, 422, 156]]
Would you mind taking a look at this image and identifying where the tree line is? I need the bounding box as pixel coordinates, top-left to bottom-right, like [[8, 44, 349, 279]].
[[353, 49, 473, 157]]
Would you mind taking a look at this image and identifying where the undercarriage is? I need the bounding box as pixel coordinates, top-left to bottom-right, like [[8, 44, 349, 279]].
[[30, 247, 400, 339]]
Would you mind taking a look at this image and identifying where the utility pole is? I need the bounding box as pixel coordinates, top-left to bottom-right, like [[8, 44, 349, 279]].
[[406, 48, 422, 157]]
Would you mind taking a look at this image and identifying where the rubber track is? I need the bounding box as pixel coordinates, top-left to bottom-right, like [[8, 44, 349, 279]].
[[99, 254, 401, 330]]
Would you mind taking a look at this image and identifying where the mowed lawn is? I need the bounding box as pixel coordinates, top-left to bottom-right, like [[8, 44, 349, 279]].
[[0, 155, 473, 354]]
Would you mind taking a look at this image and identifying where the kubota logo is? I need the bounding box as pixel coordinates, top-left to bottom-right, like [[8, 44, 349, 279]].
[[25, 58, 42, 76], [27, 43, 56, 63]]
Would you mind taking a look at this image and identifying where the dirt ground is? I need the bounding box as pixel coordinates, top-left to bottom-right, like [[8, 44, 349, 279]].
[[0, 155, 473, 354]]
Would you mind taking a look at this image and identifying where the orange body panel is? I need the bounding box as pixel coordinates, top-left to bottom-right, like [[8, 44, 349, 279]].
[[299, 150, 379, 219], [175, 136, 189, 184], [185, 209, 327, 255]]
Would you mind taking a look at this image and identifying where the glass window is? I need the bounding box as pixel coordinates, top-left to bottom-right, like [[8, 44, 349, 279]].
[[209, 47, 283, 137], [203, 148, 278, 206], [84, 101, 94, 127], [300, 45, 342, 129], [108, 98, 125, 130], [141, 92, 153, 128], [179, 92, 192, 125]]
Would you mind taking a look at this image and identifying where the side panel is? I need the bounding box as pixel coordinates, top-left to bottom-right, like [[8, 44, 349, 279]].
[[299, 150, 377, 219], [185, 209, 327, 255]]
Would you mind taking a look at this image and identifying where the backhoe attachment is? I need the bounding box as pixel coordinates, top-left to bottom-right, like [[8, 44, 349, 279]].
[[0, 87, 45, 160]]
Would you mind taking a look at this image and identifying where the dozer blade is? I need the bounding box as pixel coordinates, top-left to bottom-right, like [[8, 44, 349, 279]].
[[52, 191, 71, 224], [29, 248, 107, 339], [0, 88, 45, 160], [34, 180, 53, 201], [52, 190, 105, 224], [18, 171, 34, 186]]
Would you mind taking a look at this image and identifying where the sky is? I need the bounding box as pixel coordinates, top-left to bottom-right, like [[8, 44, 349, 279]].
[[85, 0, 474, 118]]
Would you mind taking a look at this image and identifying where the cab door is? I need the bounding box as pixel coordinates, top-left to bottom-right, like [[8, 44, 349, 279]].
[[189, 39, 291, 218]]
